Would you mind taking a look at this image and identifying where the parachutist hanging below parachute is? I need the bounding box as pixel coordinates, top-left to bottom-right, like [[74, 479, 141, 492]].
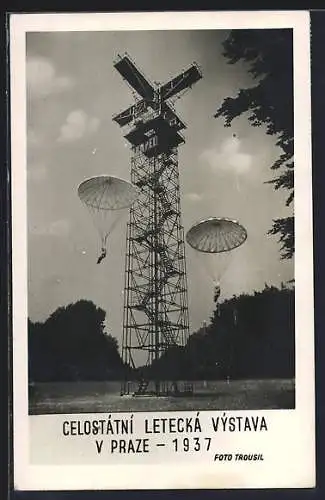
[[186, 217, 247, 303], [77, 175, 139, 265], [186, 217, 247, 381], [97, 246, 107, 264], [213, 283, 221, 303]]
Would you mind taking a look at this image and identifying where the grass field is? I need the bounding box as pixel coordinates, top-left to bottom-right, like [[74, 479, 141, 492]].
[[29, 379, 295, 414]]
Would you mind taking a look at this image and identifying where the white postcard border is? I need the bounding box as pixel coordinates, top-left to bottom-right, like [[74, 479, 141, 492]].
[[10, 10, 314, 490]]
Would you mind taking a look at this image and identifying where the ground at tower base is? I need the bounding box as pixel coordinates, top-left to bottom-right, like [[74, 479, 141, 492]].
[[29, 378, 295, 415]]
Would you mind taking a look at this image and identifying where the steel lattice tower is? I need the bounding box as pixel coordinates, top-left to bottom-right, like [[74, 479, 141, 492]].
[[113, 54, 202, 396]]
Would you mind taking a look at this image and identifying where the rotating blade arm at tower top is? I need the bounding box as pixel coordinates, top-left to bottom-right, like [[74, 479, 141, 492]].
[[160, 63, 202, 101], [113, 100, 149, 127], [113, 55, 202, 130], [114, 54, 156, 101], [113, 99, 186, 130]]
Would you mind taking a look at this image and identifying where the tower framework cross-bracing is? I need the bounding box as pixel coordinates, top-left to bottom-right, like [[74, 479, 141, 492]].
[[113, 53, 202, 396]]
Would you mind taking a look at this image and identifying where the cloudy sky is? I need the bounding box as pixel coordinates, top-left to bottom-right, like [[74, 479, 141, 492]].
[[26, 29, 294, 344]]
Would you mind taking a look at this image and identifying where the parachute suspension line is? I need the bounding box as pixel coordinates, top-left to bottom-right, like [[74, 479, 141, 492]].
[[193, 249, 233, 288], [101, 207, 129, 250], [101, 233, 109, 251], [96, 182, 110, 249], [214, 250, 235, 288]]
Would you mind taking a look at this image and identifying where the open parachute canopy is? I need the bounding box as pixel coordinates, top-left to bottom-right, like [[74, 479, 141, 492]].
[[186, 217, 247, 287], [186, 217, 247, 254], [78, 175, 139, 249]]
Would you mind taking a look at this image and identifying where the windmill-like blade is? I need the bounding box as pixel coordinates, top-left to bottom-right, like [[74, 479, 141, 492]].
[[113, 100, 148, 127], [113, 99, 186, 131], [160, 63, 202, 101], [114, 54, 155, 101]]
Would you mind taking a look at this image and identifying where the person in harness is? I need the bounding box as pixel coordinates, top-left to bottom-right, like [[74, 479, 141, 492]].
[[97, 246, 107, 264], [213, 283, 221, 303]]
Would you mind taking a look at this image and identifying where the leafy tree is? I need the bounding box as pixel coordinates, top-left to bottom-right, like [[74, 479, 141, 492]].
[[208, 284, 295, 379], [215, 29, 294, 259], [28, 300, 124, 382], [147, 284, 295, 380]]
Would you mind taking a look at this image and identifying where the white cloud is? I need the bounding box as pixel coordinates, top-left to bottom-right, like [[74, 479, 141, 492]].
[[200, 136, 252, 176], [57, 109, 100, 143], [27, 56, 74, 99], [184, 192, 202, 202]]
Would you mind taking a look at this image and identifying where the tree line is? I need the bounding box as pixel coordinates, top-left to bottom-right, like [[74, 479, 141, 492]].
[[28, 284, 294, 383], [28, 300, 125, 382], [147, 283, 294, 381]]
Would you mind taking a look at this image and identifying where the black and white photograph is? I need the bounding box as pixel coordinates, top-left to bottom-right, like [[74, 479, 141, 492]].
[[10, 11, 315, 490]]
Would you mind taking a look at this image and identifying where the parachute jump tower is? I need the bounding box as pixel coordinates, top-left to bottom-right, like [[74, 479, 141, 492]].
[[113, 54, 202, 396]]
